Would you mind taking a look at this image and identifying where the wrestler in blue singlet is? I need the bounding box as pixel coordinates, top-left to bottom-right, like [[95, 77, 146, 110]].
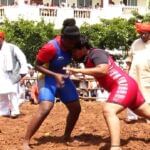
[[38, 38, 78, 103]]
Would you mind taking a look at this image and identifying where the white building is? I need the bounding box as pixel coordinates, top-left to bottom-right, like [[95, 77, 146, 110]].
[[0, 0, 149, 29], [1, 0, 149, 8]]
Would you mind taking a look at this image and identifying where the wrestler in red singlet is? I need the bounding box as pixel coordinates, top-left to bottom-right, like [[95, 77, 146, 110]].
[[85, 49, 145, 110]]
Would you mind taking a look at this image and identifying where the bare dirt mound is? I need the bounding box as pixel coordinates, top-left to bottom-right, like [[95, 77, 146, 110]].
[[0, 101, 149, 150]]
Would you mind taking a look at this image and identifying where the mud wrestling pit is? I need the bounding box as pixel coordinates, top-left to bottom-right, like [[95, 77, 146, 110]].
[[0, 100, 150, 150]]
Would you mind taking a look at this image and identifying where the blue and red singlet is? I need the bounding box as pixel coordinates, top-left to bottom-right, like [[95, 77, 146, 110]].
[[36, 36, 78, 103]]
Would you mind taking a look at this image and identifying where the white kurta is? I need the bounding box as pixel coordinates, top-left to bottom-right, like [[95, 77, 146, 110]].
[[0, 49, 16, 94], [0, 41, 28, 116], [129, 39, 150, 103]]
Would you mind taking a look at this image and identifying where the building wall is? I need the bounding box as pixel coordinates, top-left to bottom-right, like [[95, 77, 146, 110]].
[[93, 0, 149, 7], [16, 0, 42, 5], [67, 0, 77, 7], [31, 0, 42, 4], [138, 0, 148, 7], [1, 1, 149, 29], [43, 0, 76, 7], [92, 0, 102, 7], [44, 0, 102, 8], [15, 0, 149, 7], [114, 0, 148, 6], [113, 0, 123, 5]]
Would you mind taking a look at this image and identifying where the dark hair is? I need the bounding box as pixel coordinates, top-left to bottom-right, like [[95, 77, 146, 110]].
[[75, 35, 92, 49], [61, 18, 80, 39], [62, 18, 76, 28]]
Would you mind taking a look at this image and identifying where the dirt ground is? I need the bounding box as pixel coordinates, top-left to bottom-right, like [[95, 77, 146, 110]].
[[0, 100, 149, 150]]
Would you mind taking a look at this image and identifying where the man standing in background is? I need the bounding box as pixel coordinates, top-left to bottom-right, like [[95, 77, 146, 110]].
[[126, 22, 150, 123], [0, 31, 28, 118]]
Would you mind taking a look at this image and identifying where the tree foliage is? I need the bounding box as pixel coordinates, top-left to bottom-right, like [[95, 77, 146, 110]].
[[130, 11, 150, 22], [80, 12, 150, 54], [0, 12, 149, 63], [0, 19, 56, 64], [80, 18, 137, 51]]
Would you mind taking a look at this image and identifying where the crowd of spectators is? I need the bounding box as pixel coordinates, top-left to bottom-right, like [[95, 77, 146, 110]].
[[19, 65, 39, 105]]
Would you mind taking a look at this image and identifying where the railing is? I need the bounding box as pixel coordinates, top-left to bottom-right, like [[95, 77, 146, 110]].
[[74, 9, 91, 18], [39, 7, 57, 17], [0, 7, 4, 20], [0, 8, 4, 16], [122, 6, 139, 14]]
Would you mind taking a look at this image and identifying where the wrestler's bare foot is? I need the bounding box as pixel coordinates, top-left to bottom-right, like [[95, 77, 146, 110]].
[[23, 141, 31, 150]]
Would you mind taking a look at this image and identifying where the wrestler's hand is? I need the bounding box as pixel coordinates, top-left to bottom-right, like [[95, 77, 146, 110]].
[[54, 73, 68, 88], [63, 67, 80, 74]]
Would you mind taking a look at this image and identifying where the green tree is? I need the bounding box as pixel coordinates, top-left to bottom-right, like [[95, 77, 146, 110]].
[[130, 11, 150, 22], [0, 19, 56, 64], [80, 23, 107, 48], [143, 13, 150, 22], [80, 18, 137, 52]]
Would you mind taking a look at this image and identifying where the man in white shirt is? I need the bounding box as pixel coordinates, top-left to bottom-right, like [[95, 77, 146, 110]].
[[126, 22, 150, 123], [0, 31, 28, 118]]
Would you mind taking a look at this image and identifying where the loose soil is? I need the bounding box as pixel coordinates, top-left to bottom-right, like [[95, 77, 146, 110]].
[[0, 100, 149, 150]]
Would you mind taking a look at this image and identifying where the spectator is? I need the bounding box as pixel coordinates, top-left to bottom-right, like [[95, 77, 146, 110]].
[[18, 78, 26, 105], [95, 3, 100, 9], [0, 31, 28, 118], [126, 22, 150, 123], [109, 0, 115, 5], [30, 81, 39, 104], [71, 3, 76, 8], [25, 81, 32, 101], [96, 87, 109, 102], [120, 1, 125, 6]]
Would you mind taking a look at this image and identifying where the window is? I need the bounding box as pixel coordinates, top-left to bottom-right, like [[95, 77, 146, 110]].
[[0, 0, 14, 5], [52, 0, 67, 6], [123, 0, 127, 5], [77, 0, 92, 8], [128, 0, 137, 6]]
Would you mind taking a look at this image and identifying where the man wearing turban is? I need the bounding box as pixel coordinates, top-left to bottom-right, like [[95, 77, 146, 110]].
[[0, 31, 28, 118], [126, 22, 150, 123], [135, 22, 150, 33]]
